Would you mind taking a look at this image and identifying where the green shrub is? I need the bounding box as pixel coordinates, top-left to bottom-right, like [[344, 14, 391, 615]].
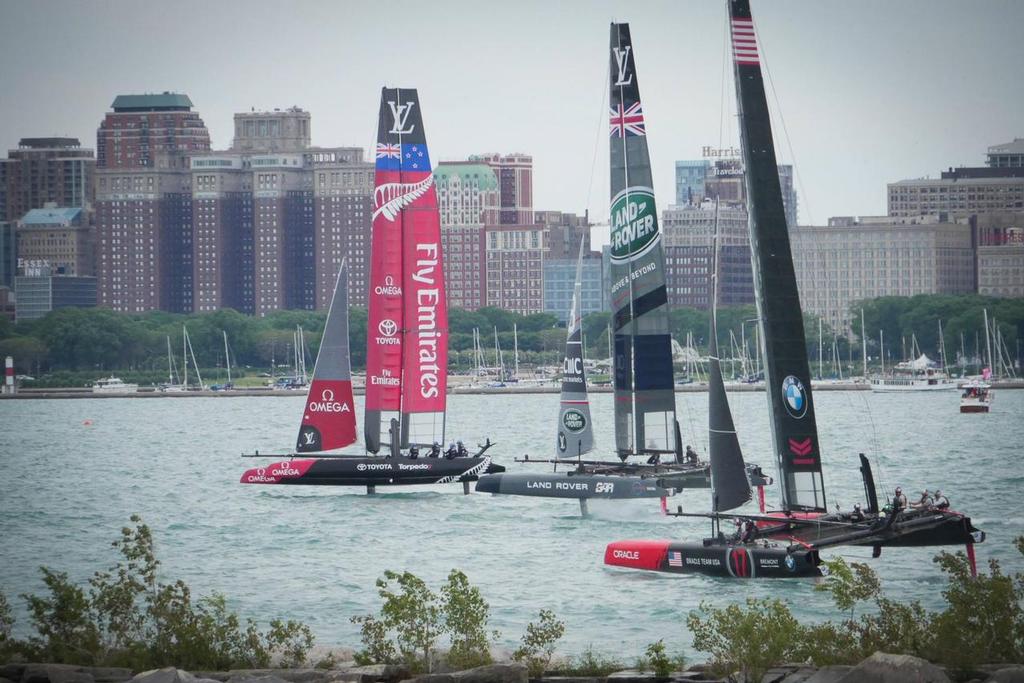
[[13, 515, 314, 670], [512, 609, 565, 677], [686, 598, 806, 680], [551, 645, 623, 677], [641, 640, 684, 678], [441, 569, 496, 670]]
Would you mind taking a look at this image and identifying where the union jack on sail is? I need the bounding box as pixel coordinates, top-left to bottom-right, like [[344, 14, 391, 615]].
[[376, 143, 401, 160], [609, 102, 645, 137]]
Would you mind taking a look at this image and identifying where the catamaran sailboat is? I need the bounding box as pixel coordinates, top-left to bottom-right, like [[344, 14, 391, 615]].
[[606, 1, 983, 577], [476, 25, 769, 511], [239, 88, 502, 492]]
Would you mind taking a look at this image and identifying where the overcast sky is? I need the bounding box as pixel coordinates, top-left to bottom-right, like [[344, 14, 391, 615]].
[[1, 0, 1021, 235]]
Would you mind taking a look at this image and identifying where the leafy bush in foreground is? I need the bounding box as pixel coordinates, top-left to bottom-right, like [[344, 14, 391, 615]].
[[686, 539, 1024, 679], [3, 515, 314, 670]]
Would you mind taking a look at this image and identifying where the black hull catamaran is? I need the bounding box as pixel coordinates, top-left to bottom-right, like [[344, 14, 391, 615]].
[[240, 89, 501, 492], [476, 23, 769, 512], [606, 0, 983, 577]]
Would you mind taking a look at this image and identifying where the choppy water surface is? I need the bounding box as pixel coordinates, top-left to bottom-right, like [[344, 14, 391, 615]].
[[1, 390, 1021, 658]]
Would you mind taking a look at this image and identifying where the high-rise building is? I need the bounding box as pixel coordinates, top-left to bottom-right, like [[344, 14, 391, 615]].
[[662, 201, 753, 310], [0, 222, 15, 289], [674, 158, 797, 228], [191, 109, 371, 315], [14, 263, 96, 323], [16, 206, 93, 276], [1, 138, 95, 223], [536, 210, 590, 261], [95, 92, 211, 313], [977, 226, 1024, 298], [986, 138, 1024, 168], [484, 224, 545, 314], [435, 162, 497, 310], [471, 153, 533, 225], [543, 255, 604, 323], [791, 216, 975, 332], [888, 177, 1024, 218]]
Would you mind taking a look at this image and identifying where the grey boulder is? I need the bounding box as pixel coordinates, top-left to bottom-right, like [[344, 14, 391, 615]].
[[836, 653, 949, 683]]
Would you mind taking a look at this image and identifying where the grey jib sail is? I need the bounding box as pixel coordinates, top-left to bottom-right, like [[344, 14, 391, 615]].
[[730, 0, 826, 511], [708, 201, 751, 511], [556, 245, 594, 459], [608, 23, 677, 457]]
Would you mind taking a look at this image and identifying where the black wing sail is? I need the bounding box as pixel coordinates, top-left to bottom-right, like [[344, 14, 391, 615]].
[[608, 23, 677, 458], [729, 0, 826, 512], [709, 202, 751, 511]]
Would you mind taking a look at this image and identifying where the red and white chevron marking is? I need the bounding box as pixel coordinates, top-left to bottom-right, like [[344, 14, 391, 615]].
[[731, 17, 759, 66]]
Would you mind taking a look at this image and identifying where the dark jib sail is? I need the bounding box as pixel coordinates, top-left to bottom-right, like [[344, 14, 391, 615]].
[[609, 23, 677, 458], [556, 245, 594, 459], [730, 0, 825, 512], [297, 258, 357, 452], [708, 201, 751, 511]]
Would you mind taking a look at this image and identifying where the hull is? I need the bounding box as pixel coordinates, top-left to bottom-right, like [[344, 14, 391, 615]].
[[960, 402, 990, 413], [241, 455, 502, 487], [605, 539, 821, 578], [869, 378, 957, 392], [475, 471, 670, 499]]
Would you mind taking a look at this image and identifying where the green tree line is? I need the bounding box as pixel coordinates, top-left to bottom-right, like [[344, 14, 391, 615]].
[[0, 295, 1019, 382]]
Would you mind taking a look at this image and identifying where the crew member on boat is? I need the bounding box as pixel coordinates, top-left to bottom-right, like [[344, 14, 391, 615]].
[[933, 489, 950, 510], [911, 490, 933, 509], [893, 487, 908, 511], [685, 445, 700, 466]]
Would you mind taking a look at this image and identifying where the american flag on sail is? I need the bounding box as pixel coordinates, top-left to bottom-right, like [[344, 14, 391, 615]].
[[731, 18, 760, 66], [609, 102, 645, 137], [667, 551, 683, 567]]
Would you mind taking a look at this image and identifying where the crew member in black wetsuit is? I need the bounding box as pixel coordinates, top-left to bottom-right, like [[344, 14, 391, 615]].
[[429, 442, 441, 458], [647, 452, 661, 465], [892, 487, 908, 511], [457, 440, 468, 457], [849, 503, 865, 522], [408, 446, 419, 459], [739, 519, 757, 544], [685, 445, 700, 466], [445, 442, 457, 459]]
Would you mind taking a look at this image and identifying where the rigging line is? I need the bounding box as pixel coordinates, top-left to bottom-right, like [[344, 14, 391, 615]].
[[585, 63, 611, 218], [752, 12, 814, 227], [717, 5, 729, 152]]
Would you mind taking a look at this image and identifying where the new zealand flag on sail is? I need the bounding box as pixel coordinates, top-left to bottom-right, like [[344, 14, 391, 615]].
[[375, 143, 431, 172]]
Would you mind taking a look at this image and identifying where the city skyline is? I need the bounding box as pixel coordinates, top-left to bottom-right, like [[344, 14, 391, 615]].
[[1, 0, 1022, 243]]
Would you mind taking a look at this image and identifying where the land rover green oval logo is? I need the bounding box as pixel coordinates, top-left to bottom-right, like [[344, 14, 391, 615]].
[[610, 187, 659, 263], [562, 409, 587, 433]]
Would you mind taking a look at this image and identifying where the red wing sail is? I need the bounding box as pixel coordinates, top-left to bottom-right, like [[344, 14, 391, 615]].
[[297, 260, 357, 452], [364, 89, 410, 453], [394, 92, 447, 447]]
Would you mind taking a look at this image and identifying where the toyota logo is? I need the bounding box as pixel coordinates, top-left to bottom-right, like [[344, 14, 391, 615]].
[[378, 319, 398, 337]]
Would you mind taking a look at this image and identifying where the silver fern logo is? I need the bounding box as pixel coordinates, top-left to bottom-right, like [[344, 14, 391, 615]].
[[373, 175, 434, 222]]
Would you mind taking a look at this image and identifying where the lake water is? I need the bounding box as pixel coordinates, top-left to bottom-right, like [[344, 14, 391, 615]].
[[1, 390, 1021, 660]]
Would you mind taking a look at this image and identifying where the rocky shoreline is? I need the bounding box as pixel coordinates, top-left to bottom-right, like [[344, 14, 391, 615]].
[[4, 653, 1023, 683]]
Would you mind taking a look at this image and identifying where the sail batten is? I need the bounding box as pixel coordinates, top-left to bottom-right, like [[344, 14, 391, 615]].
[[729, 0, 826, 512], [297, 259, 357, 453], [609, 23, 677, 457]]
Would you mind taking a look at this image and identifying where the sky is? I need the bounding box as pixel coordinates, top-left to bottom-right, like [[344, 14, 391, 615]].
[[1, 0, 1022, 238]]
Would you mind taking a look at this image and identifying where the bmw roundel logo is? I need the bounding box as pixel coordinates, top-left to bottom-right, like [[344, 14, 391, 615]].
[[781, 375, 808, 419], [784, 554, 796, 572]]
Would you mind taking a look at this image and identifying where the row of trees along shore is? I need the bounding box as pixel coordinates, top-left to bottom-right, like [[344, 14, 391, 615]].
[[0, 295, 1020, 386]]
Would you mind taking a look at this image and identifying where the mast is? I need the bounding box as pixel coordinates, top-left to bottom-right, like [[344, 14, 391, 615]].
[[861, 309, 867, 378], [709, 197, 751, 511], [223, 331, 231, 384], [609, 23, 677, 458], [818, 318, 823, 380], [183, 325, 188, 388], [513, 323, 520, 381], [296, 259, 357, 452], [983, 308, 993, 376], [556, 242, 595, 459], [880, 329, 885, 376], [730, 0, 825, 511], [167, 336, 175, 385]]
